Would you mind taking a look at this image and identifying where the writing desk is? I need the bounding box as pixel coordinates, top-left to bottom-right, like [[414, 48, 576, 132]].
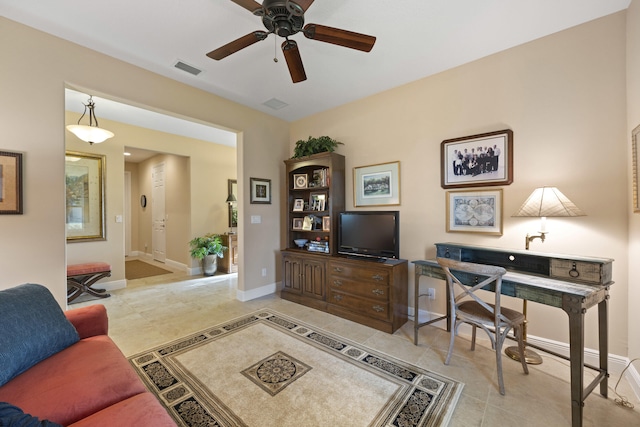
[[413, 243, 613, 427]]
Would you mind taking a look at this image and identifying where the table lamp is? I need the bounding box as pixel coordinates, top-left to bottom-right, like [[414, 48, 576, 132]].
[[508, 186, 585, 364], [226, 193, 237, 234]]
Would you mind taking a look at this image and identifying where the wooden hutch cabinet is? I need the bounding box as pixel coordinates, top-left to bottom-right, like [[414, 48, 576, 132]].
[[280, 152, 408, 333]]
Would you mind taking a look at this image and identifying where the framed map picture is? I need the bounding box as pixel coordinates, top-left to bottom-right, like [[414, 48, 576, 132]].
[[446, 189, 503, 235]]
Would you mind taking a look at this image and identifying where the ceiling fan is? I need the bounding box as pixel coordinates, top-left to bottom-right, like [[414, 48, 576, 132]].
[[207, 0, 377, 83]]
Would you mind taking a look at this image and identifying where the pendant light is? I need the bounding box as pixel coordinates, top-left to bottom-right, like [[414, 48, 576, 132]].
[[66, 96, 114, 144]]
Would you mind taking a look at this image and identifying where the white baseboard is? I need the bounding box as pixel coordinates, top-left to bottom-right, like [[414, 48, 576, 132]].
[[100, 279, 126, 292], [237, 282, 277, 302], [410, 308, 640, 399]]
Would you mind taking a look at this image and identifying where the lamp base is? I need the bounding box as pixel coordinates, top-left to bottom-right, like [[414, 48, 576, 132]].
[[505, 345, 543, 365]]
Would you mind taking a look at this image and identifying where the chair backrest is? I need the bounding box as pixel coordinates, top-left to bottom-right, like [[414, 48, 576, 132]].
[[436, 257, 508, 325]]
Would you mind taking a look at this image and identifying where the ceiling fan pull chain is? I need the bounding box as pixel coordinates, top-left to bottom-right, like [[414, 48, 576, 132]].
[[273, 35, 278, 62]]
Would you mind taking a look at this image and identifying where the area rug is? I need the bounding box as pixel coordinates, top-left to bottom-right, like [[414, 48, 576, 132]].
[[125, 259, 172, 280], [128, 309, 464, 427]]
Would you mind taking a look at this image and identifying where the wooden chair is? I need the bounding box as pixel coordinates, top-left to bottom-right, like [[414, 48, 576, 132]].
[[436, 257, 529, 395]]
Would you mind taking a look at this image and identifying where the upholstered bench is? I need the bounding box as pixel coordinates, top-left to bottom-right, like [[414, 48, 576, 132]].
[[66, 262, 112, 303]]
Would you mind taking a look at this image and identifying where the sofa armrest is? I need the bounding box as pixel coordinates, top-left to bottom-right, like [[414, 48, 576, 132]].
[[64, 305, 108, 338]]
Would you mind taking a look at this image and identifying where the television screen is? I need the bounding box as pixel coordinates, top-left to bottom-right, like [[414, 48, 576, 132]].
[[338, 211, 399, 260]]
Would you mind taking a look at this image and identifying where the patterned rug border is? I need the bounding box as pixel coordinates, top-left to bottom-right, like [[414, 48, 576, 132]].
[[128, 309, 464, 427]]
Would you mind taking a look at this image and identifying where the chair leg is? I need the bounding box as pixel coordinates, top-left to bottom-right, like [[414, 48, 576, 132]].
[[445, 317, 456, 365], [496, 337, 506, 395], [470, 325, 477, 351], [515, 325, 530, 375]]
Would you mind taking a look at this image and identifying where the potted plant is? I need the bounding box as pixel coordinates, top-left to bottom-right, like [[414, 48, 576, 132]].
[[189, 233, 227, 276], [292, 135, 343, 158]]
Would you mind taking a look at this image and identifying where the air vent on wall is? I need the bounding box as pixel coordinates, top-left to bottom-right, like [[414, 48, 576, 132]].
[[174, 60, 202, 76]]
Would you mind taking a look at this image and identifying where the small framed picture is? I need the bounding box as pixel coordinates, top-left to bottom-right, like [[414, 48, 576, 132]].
[[293, 198, 305, 211], [309, 192, 326, 211], [292, 218, 303, 230], [446, 189, 503, 235], [293, 173, 308, 189], [0, 151, 23, 215], [322, 216, 330, 231], [250, 177, 271, 204]]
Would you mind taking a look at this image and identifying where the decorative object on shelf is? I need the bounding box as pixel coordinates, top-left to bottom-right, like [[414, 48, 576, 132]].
[[65, 151, 106, 242], [292, 218, 303, 229], [322, 216, 330, 231], [302, 215, 313, 230], [140, 195, 147, 208], [227, 179, 237, 229], [309, 168, 328, 187], [293, 239, 308, 249], [66, 95, 114, 144], [513, 186, 585, 250], [250, 177, 271, 204], [188, 233, 227, 276], [353, 161, 400, 207], [632, 124, 640, 212], [293, 199, 304, 211], [0, 151, 23, 215], [441, 129, 513, 189], [446, 189, 503, 235], [293, 173, 308, 189], [509, 187, 585, 365], [309, 192, 326, 211], [292, 136, 343, 158]]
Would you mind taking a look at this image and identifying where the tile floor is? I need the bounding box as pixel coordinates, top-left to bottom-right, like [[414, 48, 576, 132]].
[[73, 260, 640, 427]]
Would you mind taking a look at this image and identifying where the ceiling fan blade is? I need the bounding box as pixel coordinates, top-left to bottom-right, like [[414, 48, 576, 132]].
[[282, 40, 307, 83], [230, 0, 264, 15], [207, 31, 269, 60], [303, 24, 376, 52]]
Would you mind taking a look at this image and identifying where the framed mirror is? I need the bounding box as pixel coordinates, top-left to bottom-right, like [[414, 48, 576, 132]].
[[65, 151, 106, 242], [228, 179, 237, 228]]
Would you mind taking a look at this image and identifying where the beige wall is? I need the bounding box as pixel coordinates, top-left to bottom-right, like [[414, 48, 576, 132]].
[[0, 17, 289, 306], [291, 12, 629, 356], [627, 0, 640, 360]]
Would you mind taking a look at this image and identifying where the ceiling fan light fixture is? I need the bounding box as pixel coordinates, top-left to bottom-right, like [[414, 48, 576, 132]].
[[66, 96, 114, 144]]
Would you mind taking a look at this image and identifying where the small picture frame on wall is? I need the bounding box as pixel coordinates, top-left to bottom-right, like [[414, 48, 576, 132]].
[[250, 177, 271, 204], [441, 129, 513, 189], [293, 173, 308, 189], [446, 189, 503, 235], [0, 150, 23, 215]]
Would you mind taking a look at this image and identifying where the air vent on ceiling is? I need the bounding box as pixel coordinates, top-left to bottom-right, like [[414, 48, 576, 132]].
[[174, 60, 202, 76], [262, 98, 289, 110]]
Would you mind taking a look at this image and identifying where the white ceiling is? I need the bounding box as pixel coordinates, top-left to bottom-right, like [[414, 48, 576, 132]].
[[3, 0, 631, 125]]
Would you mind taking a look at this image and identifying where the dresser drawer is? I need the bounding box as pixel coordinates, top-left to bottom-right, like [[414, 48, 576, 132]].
[[328, 261, 389, 285], [328, 276, 389, 301], [329, 291, 390, 320], [550, 259, 612, 285]]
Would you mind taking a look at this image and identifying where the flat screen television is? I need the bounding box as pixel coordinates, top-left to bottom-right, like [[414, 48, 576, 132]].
[[338, 211, 400, 260]]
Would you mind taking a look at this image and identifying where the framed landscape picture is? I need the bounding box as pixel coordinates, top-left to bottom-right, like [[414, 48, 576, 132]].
[[446, 189, 503, 235], [441, 129, 513, 189], [353, 161, 400, 207]]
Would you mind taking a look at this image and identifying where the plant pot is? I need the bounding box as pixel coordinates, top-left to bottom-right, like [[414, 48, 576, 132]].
[[202, 255, 218, 276]]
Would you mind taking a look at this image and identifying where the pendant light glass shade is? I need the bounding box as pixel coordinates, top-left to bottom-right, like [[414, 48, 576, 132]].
[[66, 96, 114, 144]]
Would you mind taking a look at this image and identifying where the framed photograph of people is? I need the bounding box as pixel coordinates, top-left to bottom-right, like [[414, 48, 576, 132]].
[[441, 129, 513, 189], [353, 161, 400, 207], [250, 177, 271, 204], [0, 150, 23, 215], [293, 198, 305, 211], [292, 218, 303, 230], [446, 189, 503, 235]]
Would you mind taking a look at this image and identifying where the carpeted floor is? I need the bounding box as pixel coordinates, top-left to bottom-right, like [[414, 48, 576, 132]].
[[125, 260, 172, 280], [128, 309, 463, 427]]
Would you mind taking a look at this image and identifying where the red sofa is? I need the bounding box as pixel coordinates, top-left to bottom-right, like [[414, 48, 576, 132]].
[[0, 303, 176, 426]]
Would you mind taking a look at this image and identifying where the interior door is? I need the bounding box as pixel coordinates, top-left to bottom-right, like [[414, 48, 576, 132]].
[[152, 163, 166, 262]]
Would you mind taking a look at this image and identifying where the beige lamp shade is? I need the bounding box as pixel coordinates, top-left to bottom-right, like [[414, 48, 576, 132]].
[[513, 186, 585, 217]]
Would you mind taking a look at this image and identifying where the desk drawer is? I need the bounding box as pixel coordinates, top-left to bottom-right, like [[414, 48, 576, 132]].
[[329, 290, 390, 320], [550, 259, 612, 285]]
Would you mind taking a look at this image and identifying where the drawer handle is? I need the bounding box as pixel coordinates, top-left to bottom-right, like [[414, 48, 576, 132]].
[[372, 305, 384, 313], [334, 295, 343, 301], [372, 274, 384, 281], [569, 262, 580, 278], [334, 267, 343, 273], [333, 280, 343, 286], [372, 289, 384, 296]]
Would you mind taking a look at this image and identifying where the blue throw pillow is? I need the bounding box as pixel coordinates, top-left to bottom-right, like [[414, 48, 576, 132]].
[[0, 402, 63, 427], [0, 284, 79, 387]]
